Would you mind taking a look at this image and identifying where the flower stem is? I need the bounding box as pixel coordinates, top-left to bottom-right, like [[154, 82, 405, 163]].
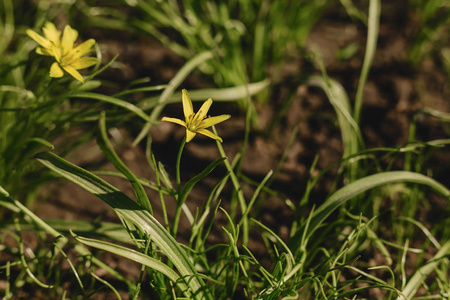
[[176, 136, 186, 193], [173, 136, 186, 237]]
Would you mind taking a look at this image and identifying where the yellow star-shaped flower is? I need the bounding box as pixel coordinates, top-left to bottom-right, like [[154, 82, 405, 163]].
[[26, 22, 99, 83], [162, 89, 231, 142]]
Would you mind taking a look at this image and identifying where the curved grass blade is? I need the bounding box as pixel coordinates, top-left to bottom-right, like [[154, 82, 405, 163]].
[[138, 79, 270, 110], [25, 138, 54, 150], [69, 92, 151, 122], [97, 112, 152, 213], [421, 107, 450, 122], [172, 157, 226, 236], [71, 231, 189, 293], [35, 152, 212, 300], [178, 157, 226, 206], [308, 75, 363, 158], [53, 241, 85, 293], [83, 54, 118, 83], [91, 272, 122, 300], [307, 61, 364, 182], [288, 171, 450, 252], [14, 218, 54, 289], [113, 84, 168, 98], [1, 195, 136, 292], [10, 219, 132, 244], [239, 170, 273, 226], [0, 185, 10, 197], [396, 240, 450, 300], [0, 85, 35, 101], [353, 0, 380, 123]]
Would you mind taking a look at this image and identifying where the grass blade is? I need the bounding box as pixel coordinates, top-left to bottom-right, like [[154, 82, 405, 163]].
[[353, 0, 380, 123], [289, 171, 450, 252], [69, 92, 151, 122], [71, 232, 188, 293], [396, 240, 450, 300], [178, 157, 226, 206], [138, 79, 270, 110], [35, 151, 212, 299], [97, 112, 152, 213], [308, 75, 363, 158]]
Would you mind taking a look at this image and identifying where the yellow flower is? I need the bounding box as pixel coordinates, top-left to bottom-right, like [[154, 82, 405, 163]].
[[26, 22, 99, 83], [162, 89, 230, 142]]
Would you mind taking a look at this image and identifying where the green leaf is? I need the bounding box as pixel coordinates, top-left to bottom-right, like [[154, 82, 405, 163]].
[[178, 157, 226, 206], [308, 75, 362, 158], [396, 240, 450, 300], [97, 112, 152, 213], [35, 151, 212, 300], [71, 231, 188, 293], [353, 0, 380, 123], [26, 137, 54, 150], [2, 218, 132, 244], [288, 171, 450, 252], [158, 161, 174, 191], [69, 92, 151, 122], [138, 79, 270, 110]]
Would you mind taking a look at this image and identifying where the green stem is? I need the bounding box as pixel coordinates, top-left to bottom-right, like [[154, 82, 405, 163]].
[[213, 126, 249, 247], [176, 136, 186, 192], [172, 136, 186, 237]]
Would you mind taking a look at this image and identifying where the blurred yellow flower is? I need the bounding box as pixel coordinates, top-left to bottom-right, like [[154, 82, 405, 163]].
[[26, 22, 99, 83], [162, 89, 230, 142]]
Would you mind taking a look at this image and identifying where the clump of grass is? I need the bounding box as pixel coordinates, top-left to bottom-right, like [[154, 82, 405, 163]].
[[408, 0, 450, 69], [0, 1, 102, 198], [83, 0, 329, 88]]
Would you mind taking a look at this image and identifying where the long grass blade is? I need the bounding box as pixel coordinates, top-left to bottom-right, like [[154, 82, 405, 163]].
[[178, 157, 226, 206], [69, 92, 151, 122], [289, 171, 450, 252], [138, 79, 269, 110], [97, 112, 152, 213], [72, 232, 188, 293], [308, 75, 363, 158], [353, 0, 380, 123], [35, 151, 212, 300], [396, 240, 450, 300]]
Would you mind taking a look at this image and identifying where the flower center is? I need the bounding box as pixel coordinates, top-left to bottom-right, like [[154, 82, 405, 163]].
[[187, 112, 205, 132]]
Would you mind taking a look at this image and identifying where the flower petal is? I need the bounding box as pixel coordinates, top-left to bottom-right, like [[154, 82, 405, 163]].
[[182, 89, 194, 120], [71, 57, 99, 69], [61, 25, 78, 54], [196, 98, 212, 120], [36, 47, 53, 56], [70, 39, 95, 59], [42, 22, 61, 45], [49, 62, 64, 78], [199, 114, 231, 129], [196, 128, 223, 142], [52, 44, 62, 62], [161, 117, 187, 127], [62, 65, 85, 82], [26, 29, 51, 49], [186, 130, 196, 142]]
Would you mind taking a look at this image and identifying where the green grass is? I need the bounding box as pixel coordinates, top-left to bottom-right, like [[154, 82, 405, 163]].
[[1, 0, 450, 299], [408, 0, 450, 68]]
